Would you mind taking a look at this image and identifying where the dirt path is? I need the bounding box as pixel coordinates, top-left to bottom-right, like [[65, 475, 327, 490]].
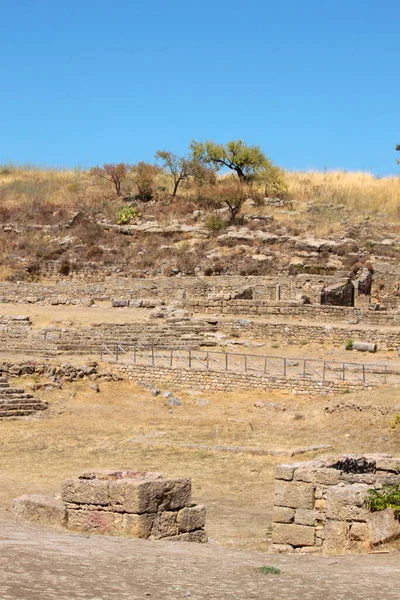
[[0, 519, 399, 600]]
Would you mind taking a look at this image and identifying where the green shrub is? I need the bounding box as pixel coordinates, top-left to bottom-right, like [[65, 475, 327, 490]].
[[205, 214, 227, 233], [116, 206, 141, 225], [255, 566, 281, 575], [365, 485, 400, 518], [345, 338, 354, 351]]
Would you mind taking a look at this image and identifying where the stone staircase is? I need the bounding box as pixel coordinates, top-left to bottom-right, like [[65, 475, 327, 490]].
[[0, 377, 48, 419]]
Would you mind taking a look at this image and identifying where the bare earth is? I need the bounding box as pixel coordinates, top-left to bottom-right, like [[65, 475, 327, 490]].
[[1, 519, 400, 600]]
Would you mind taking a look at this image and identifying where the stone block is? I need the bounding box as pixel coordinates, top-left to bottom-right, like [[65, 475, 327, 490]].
[[323, 521, 349, 554], [294, 468, 341, 485], [177, 505, 206, 532], [13, 494, 66, 528], [349, 522, 369, 542], [270, 543, 294, 553], [150, 511, 179, 539], [295, 509, 317, 526], [67, 508, 126, 535], [62, 479, 109, 506], [272, 506, 295, 524], [274, 481, 314, 510], [164, 530, 207, 543], [314, 499, 327, 511], [368, 508, 400, 546], [375, 458, 400, 473], [109, 478, 191, 514], [275, 464, 295, 481], [272, 523, 315, 547], [326, 485, 370, 522]]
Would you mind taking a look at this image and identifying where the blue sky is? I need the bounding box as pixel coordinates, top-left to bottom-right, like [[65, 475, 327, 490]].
[[1, 0, 399, 174]]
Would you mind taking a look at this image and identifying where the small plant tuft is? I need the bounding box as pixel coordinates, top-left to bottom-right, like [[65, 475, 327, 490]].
[[116, 206, 141, 225], [255, 565, 281, 575], [391, 413, 400, 429], [345, 338, 354, 351]]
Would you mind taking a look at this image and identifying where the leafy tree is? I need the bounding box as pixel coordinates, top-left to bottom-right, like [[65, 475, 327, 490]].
[[90, 163, 130, 196], [190, 139, 273, 182], [155, 150, 194, 197], [131, 162, 160, 202]]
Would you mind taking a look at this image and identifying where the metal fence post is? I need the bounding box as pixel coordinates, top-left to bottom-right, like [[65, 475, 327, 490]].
[[116, 344, 119, 361], [342, 363, 345, 381], [189, 349, 192, 368], [206, 351, 209, 370], [151, 346, 154, 366], [100, 343, 103, 360], [384, 364, 387, 384], [362, 364, 365, 383], [133, 346, 136, 364], [244, 355, 247, 372], [225, 353, 228, 371], [323, 362, 326, 381], [170, 349, 173, 367], [283, 358, 286, 377]]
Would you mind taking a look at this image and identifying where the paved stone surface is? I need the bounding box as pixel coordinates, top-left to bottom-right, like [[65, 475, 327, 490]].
[[0, 520, 400, 599]]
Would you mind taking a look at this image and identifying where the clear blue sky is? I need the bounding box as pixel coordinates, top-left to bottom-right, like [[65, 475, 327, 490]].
[[1, 0, 399, 174]]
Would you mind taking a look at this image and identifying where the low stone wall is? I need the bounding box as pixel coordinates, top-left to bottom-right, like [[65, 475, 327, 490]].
[[14, 469, 207, 543], [272, 454, 400, 554], [118, 363, 369, 395], [223, 319, 400, 351], [187, 300, 400, 326]]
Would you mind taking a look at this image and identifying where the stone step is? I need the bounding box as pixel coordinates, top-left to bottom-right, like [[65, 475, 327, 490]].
[[0, 403, 47, 411]]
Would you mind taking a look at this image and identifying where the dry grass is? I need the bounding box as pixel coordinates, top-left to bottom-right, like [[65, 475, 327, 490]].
[[286, 170, 400, 217], [1, 372, 400, 548]]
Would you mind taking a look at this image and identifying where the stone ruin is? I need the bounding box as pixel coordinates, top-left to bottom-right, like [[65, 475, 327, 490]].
[[272, 454, 400, 554], [0, 376, 47, 419], [14, 470, 207, 543]]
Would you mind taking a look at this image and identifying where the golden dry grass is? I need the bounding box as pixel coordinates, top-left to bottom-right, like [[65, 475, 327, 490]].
[[1, 372, 400, 548]]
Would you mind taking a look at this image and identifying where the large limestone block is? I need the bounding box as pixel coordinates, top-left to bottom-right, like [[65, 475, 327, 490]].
[[150, 511, 179, 539], [295, 509, 317, 526], [67, 508, 125, 535], [275, 464, 295, 481], [164, 530, 208, 543], [67, 508, 155, 537], [62, 479, 109, 506], [109, 478, 191, 514], [294, 467, 341, 485], [272, 523, 315, 547], [177, 505, 206, 532], [13, 494, 66, 528], [272, 506, 295, 524], [323, 520, 349, 554], [274, 481, 314, 510], [326, 485, 370, 522], [368, 508, 400, 546]]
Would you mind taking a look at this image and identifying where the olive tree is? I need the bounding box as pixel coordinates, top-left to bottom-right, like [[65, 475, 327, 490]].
[[155, 150, 194, 197], [90, 163, 131, 196], [190, 139, 273, 182]]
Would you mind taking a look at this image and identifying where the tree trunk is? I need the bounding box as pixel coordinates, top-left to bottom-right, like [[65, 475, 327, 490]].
[[172, 178, 181, 198], [234, 167, 247, 182]]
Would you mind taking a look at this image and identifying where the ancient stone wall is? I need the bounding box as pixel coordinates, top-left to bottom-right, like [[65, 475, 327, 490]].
[[14, 470, 207, 543], [118, 363, 369, 395], [272, 454, 400, 554]]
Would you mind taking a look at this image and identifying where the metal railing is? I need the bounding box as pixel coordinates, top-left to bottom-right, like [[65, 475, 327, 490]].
[[100, 344, 391, 385]]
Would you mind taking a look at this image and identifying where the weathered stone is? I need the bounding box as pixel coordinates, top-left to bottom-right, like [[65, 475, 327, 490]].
[[177, 505, 206, 532], [270, 543, 294, 553], [272, 506, 295, 524], [164, 530, 207, 543], [323, 520, 349, 554], [62, 479, 109, 506], [294, 467, 340, 485], [326, 485, 370, 522], [66, 508, 125, 535], [272, 523, 315, 547], [375, 458, 400, 473], [349, 522, 369, 542], [150, 511, 179, 539], [368, 508, 400, 546], [295, 509, 317, 526], [109, 478, 191, 514], [314, 499, 327, 511], [274, 481, 314, 509], [13, 494, 66, 528], [275, 464, 295, 481]]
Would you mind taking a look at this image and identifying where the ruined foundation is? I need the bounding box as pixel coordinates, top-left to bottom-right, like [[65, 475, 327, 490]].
[[14, 470, 207, 543], [272, 454, 400, 554]]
